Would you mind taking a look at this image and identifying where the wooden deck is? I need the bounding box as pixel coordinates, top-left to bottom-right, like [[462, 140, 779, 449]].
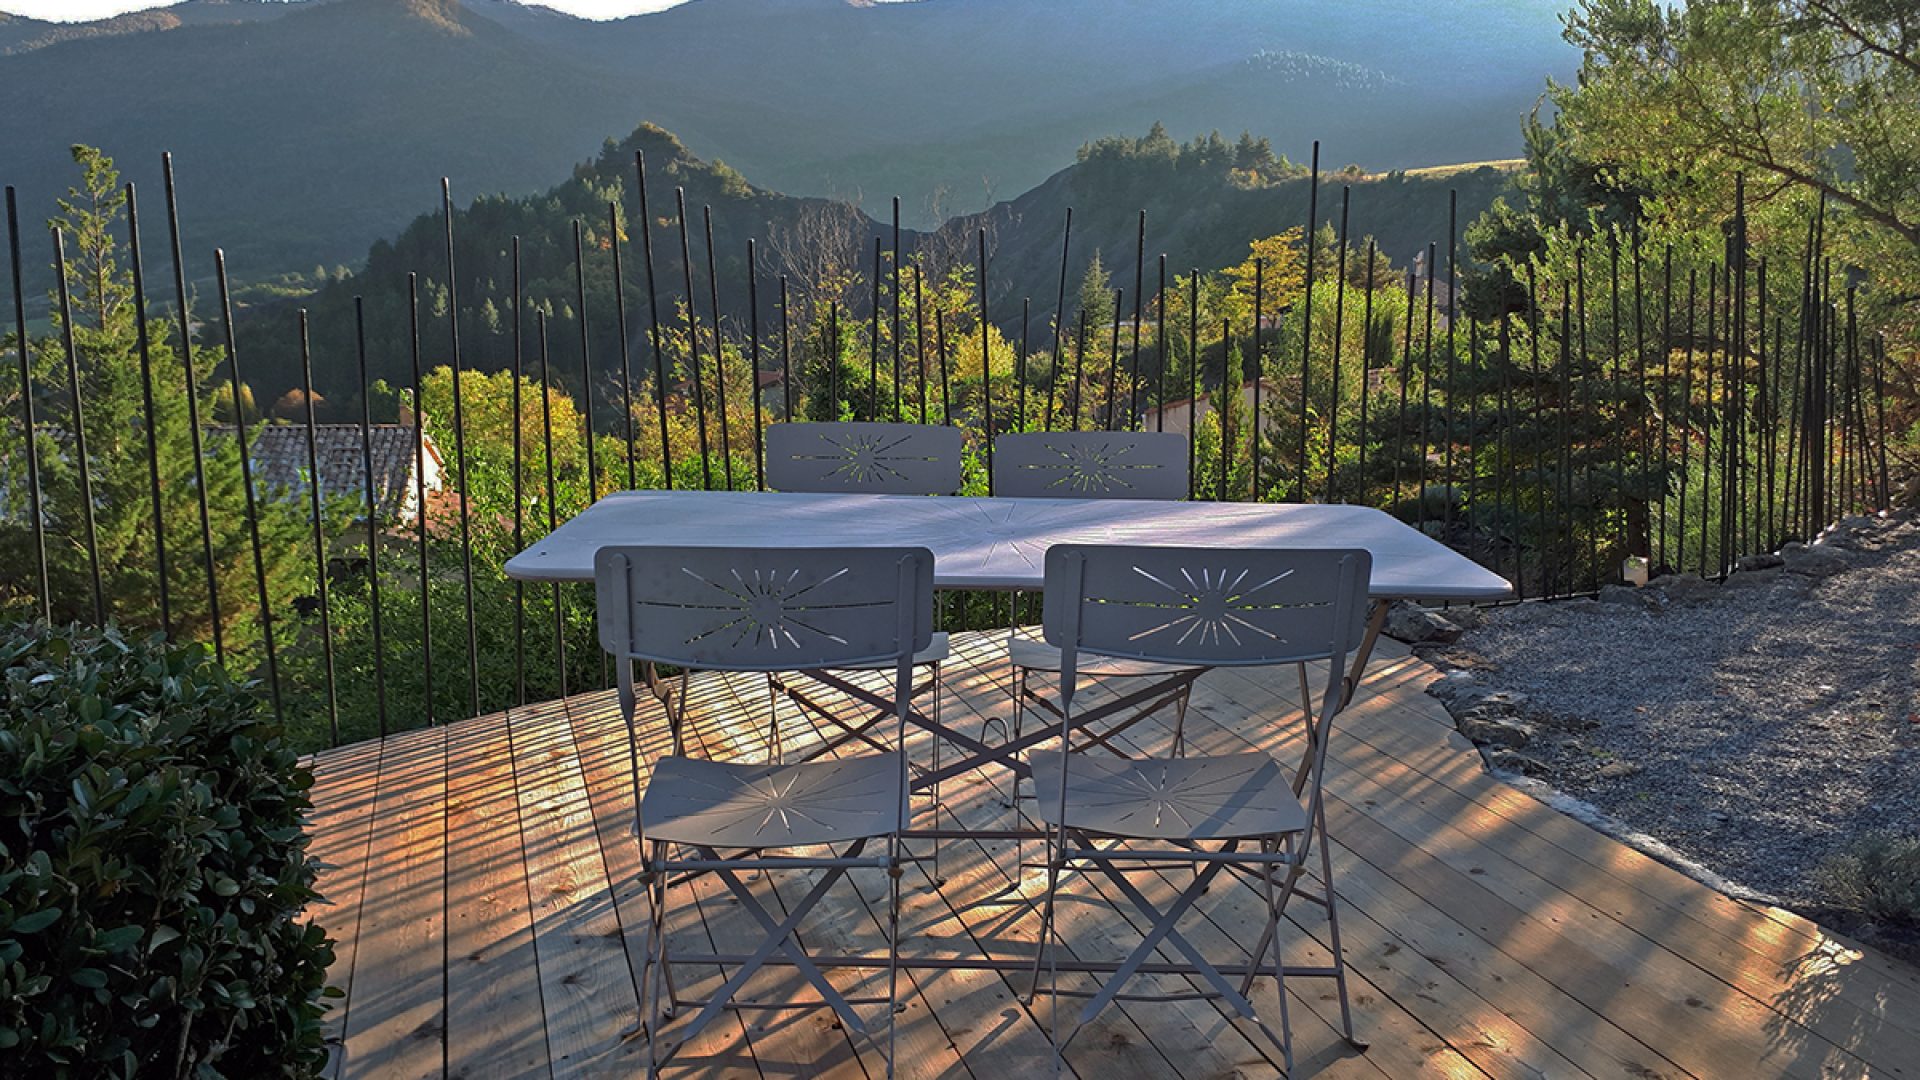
[[305, 631, 1920, 1079]]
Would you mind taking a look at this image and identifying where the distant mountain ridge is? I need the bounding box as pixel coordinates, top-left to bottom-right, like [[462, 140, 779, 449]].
[[0, 0, 1572, 286]]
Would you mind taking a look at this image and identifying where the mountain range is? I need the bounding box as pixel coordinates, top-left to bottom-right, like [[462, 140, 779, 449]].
[[0, 0, 1574, 284]]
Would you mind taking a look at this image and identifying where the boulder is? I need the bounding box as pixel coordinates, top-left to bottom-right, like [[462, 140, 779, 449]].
[[1782, 543, 1852, 578], [1384, 600, 1463, 645], [1457, 708, 1535, 749], [1485, 748, 1550, 777], [1735, 552, 1785, 572]]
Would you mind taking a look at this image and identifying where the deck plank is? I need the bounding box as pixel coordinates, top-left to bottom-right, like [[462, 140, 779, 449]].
[[337, 723, 448, 1079], [306, 629, 1920, 1080], [443, 705, 551, 1079]]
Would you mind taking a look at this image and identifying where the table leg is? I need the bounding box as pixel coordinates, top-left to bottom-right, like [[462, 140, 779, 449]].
[[1339, 602, 1389, 710]]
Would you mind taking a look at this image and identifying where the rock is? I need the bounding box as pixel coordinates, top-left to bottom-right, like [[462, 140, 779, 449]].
[[1782, 543, 1852, 578], [1824, 515, 1886, 552], [1723, 566, 1783, 588], [1598, 584, 1642, 606], [1485, 748, 1550, 777], [1457, 709, 1535, 749], [1427, 669, 1480, 704], [1597, 760, 1642, 780], [1477, 690, 1531, 712], [1384, 600, 1462, 645], [1736, 552, 1785, 572]]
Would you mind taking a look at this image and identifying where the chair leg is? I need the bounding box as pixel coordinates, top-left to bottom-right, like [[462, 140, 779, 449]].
[[1263, 835, 1295, 1075], [1172, 682, 1192, 759], [1317, 798, 1366, 1051], [886, 841, 903, 1080], [641, 839, 671, 1077], [930, 662, 944, 886], [766, 673, 783, 765]]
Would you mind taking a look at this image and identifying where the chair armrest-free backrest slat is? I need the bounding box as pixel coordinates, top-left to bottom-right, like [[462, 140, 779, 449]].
[[1041, 545, 1372, 668], [765, 422, 965, 495], [595, 544, 935, 672], [992, 431, 1188, 500]]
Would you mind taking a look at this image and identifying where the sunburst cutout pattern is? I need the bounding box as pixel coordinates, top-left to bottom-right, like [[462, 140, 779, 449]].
[[1112, 564, 1318, 648], [1069, 758, 1290, 833], [791, 431, 930, 486], [1024, 438, 1163, 493], [647, 563, 886, 652]]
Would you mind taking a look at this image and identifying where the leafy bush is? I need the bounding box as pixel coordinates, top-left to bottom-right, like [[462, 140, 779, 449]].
[[1818, 833, 1920, 927], [0, 624, 335, 1076]]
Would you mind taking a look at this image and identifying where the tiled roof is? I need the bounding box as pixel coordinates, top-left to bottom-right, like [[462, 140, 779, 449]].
[[230, 424, 440, 520]]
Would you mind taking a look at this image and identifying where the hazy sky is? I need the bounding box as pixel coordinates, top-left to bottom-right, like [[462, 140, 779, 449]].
[[1, 0, 692, 21]]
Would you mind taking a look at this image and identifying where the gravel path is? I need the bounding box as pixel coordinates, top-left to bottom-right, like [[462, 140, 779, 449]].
[[1416, 513, 1920, 949]]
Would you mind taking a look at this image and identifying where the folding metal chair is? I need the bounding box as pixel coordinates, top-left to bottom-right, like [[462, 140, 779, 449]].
[[595, 543, 934, 1078], [1023, 544, 1373, 1074], [991, 432, 1201, 839], [763, 420, 961, 872]]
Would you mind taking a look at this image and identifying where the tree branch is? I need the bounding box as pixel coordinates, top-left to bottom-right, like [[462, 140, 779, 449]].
[[1797, 0, 1920, 80]]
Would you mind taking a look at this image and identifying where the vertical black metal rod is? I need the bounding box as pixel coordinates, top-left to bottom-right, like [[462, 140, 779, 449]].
[[1443, 191, 1458, 536], [1496, 310, 1513, 588], [1218, 317, 1231, 501], [1047, 208, 1072, 431], [1130, 210, 1146, 430], [1466, 316, 1483, 563], [1556, 294, 1574, 591], [635, 152, 674, 490], [892, 198, 903, 421], [441, 180, 480, 716], [978, 228, 994, 481], [828, 301, 841, 417], [748, 239, 765, 489], [1104, 288, 1122, 432], [675, 189, 711, 488], [1251, 256, 1264, 496], [1069, 308, 1087, 431], [1356, 239, 1377, 507], [215, 248, 281, 719], [914, 274, 929, 423], [1632, 236, 1649, 559], [573, 220, 600, 502], [1296, 143, 1320, 501], [1017, 297, 1030, 433], [296, 310, 339, 744], [1700, 268, 1717, 576], [353, 296, 389, 735], [870, 236, 883, 422], [126, 185, 172, 636], [936, 308, 953, 425], [702, 206, 731, 490], [1155, 256, 1167, 433], [1574, 247, 1597, 587], [1872, 336, 1890, 510], [1327, 188, 1352, 504], [1187, 269, 1199, 495], [537, 311, 566, 703], [4, 188, 48, 622], [1658, 247, 1674, 568], [781, 276, 795, 422], [52, 229, 106, 625], [511, 240, 526, 707], [1524, 264, 1546, 593], [1417, 244, 1437, 532], [1755, 257, 1770, 550], [407, 274, 434, 727], [610, 202, 637, 490], [1678, 270, 1697, 574], [161, 157, 221, 656]]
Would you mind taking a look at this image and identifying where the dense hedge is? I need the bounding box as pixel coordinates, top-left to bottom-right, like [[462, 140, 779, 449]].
[[0, 624, 335, 1076]]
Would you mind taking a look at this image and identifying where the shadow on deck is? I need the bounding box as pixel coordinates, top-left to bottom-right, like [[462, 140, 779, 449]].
[[304, 631, 1920, 1078]]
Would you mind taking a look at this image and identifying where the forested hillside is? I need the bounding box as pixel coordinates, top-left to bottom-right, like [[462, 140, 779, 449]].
[[236, 122, 1514, 406]]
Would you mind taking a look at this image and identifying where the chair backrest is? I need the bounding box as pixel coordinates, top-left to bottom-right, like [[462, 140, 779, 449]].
[[765, 422, 964, 495], [992, 431, 1188, 500], [595, 544, 935, 673], [1041, 545, 1371, 670]]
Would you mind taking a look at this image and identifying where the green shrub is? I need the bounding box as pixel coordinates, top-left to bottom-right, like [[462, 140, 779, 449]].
[[1818, 833, 1920, 927], [0, 624, 335, 1076]]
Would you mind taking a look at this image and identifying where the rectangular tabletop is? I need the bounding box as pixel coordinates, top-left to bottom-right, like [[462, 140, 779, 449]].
[[504, 490, 1513, 601]]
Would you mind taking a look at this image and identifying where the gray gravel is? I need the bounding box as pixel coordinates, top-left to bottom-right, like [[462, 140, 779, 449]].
[[1420, 514, 1920, 916]]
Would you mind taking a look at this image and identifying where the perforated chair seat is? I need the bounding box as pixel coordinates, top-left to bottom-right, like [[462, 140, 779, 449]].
[[1026, 750, 1307, 841], [1008, 633, 1191, 678], [641, 753, 908, 848]]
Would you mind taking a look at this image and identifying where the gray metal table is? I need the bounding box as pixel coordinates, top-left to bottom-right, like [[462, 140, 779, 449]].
[[507, 490, 1512, 787]]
